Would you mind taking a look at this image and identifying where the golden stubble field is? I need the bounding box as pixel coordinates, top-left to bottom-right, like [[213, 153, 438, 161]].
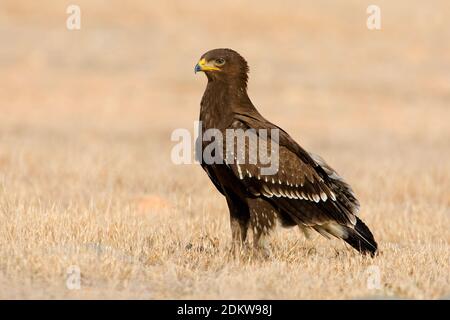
[[0, 0, 449, 299]]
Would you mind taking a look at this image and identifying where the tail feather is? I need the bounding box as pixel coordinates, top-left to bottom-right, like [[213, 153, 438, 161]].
[[344, 217, 378, 257]]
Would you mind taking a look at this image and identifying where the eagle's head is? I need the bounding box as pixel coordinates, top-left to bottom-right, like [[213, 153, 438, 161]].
[[195, 48, 249, 85]]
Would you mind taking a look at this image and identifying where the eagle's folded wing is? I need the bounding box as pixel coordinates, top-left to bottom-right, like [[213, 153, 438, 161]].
[[224, 117, 358, 227]]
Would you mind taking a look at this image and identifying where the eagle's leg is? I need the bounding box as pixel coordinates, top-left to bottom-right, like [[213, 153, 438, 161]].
[[225, 194, 250, 256], [248, 199, 277, 258], [230, 217, 249, 254], [252, 229, 272, 259]]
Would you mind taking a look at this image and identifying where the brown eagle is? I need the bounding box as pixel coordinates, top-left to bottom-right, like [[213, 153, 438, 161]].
[[194, 48, 377, 257]]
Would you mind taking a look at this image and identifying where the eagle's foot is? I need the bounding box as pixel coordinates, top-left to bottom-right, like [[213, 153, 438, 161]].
[[253, 245, 272, 260], [253, 235, 272, 260], [228, 241, 250, 259]]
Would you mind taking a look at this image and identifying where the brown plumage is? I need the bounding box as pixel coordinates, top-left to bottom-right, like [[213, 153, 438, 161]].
[[194, 48, 378, 257]]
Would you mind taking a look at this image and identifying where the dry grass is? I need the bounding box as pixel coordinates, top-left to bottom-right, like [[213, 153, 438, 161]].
[[0, 0, 449, 299]]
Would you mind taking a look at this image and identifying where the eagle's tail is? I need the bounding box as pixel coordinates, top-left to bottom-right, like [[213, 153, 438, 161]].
[[343, 217, 378, 257]]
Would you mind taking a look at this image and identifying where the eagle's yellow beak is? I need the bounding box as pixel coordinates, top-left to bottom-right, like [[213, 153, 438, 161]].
[[195, 58, 220, 73]]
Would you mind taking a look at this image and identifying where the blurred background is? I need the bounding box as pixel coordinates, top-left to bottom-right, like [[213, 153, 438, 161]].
[[1, 0, 449, 136], [0, 0, 449, 299]]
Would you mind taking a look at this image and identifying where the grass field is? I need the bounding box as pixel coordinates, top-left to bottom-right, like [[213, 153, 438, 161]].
[[0, 0, 449, 299]]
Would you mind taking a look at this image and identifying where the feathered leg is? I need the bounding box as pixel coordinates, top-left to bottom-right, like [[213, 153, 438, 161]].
[[230, 217, 249, 252], [225, 193, 250, 256], [247, 198, 277, 258]]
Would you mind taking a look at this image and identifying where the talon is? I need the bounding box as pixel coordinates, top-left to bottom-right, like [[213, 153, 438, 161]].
[[258, 246, 272, 259]]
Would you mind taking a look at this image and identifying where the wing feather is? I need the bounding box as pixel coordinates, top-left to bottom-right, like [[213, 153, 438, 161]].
[[223, 117, 358, 227]]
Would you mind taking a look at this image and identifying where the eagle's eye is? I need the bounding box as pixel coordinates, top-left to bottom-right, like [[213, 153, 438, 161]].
[[214, 58, 226, 66]]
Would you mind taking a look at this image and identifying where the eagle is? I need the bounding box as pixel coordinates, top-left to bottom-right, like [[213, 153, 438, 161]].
[[194, 48, 378, 257]]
